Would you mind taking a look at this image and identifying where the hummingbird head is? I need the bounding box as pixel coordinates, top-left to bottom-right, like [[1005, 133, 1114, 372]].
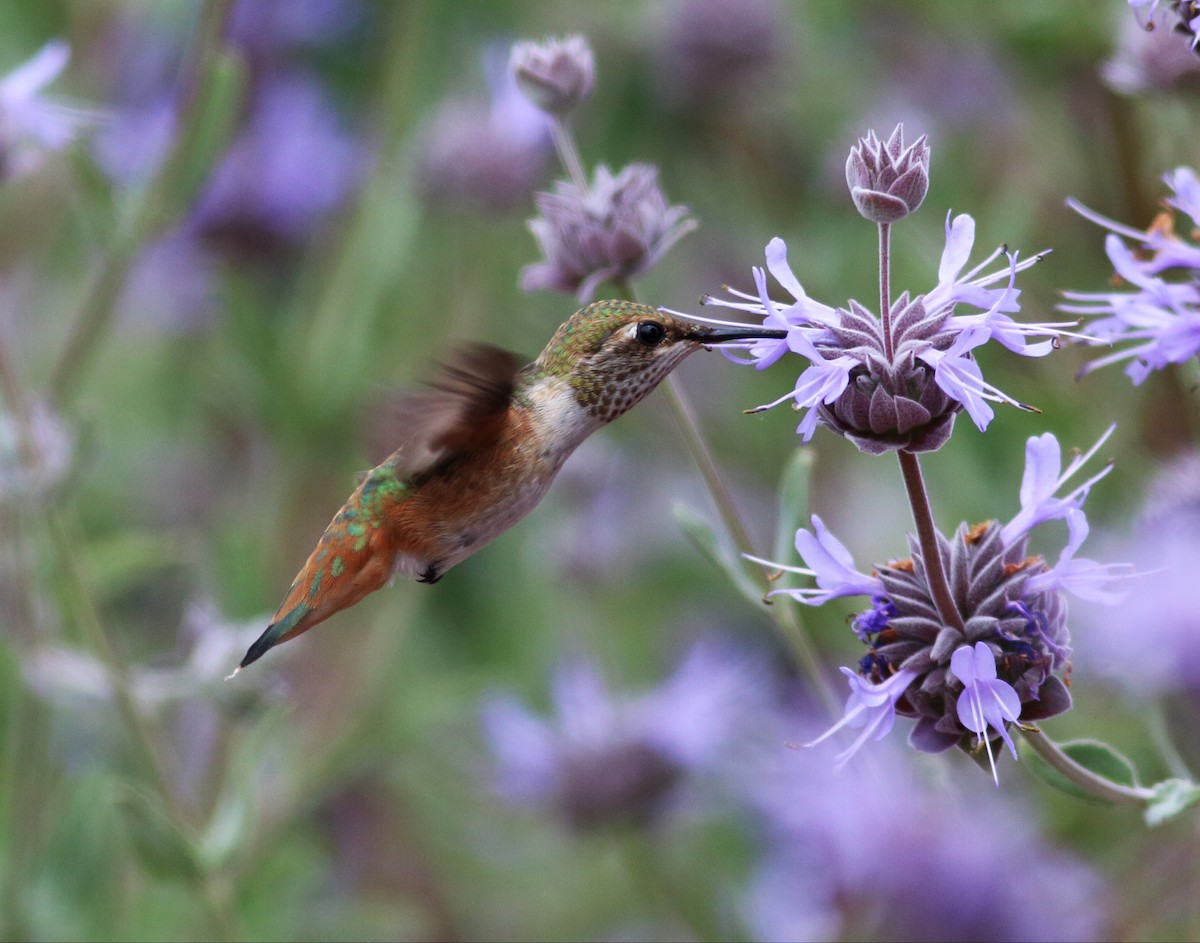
[[534, 300, 787, 423]]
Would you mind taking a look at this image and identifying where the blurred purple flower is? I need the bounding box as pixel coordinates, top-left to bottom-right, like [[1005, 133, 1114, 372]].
[[480, 642, 763, 830], [227, 0, 365, 62], [741, 740, 1108, 941], [0, 40, 101, 180], [193, 70, 365, 259], [521, 162, 696, 302], [1129, 0, 1200, 55], [1106, 1, 1200, 93], [651, 0, 787, 109], [0, 398, 74, 503], [1079, 451, 1200, 695], [1062, 169, 1200, 384], [509, 35, 594, 118], [414, 48, 552, 214]]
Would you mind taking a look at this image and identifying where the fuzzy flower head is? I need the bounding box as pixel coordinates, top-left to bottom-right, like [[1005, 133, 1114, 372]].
[[757, 428, 1127, 779], [510, 35, 595, 118], [480, 642, 762, 831], [1062, 167, 1200, 384], [521, 162, 696, 302], [689, 196, 1067, 453], [845, 124, 930, 224]]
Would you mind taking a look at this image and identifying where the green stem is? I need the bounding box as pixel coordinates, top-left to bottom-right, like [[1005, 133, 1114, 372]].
[[896, 450, 964, 633], [48, 0, 237, 408], [46, 510, 240, 940], [551, 116, 589, 192], [617, 831, 724, 942], [1020, 726, 1154, 806], [611, 279, 837, 710]]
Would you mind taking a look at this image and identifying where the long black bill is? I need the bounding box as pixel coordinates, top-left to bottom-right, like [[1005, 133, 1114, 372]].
[[684, 324, 789, 344]]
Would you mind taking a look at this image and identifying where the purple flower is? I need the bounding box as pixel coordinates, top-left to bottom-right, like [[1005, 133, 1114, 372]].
[[1129, 0, 1200, 54], [949, 641, 1021, 785], [750, 425, 1126, 774], [1062, 169, 1200, 383], [480, 642, 763, 830], [804, 666, 918, 766], [0, 40, 100, 180], [521, 163, 696, 301], [742, 738, 1108, 942], [1000, 424, 1115, 547], [744, 514, 884, 605], [695, 140, 1064, 452], [1023, 508, 1135, 604], [415, 47, 552, 214]]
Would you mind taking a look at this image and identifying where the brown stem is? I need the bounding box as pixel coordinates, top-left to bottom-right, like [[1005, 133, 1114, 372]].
[[896, 450, 964, 632]]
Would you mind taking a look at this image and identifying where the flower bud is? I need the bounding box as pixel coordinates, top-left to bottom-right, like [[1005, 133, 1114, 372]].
[[845, 124, 930, 224], [510, 35, 595, 118]]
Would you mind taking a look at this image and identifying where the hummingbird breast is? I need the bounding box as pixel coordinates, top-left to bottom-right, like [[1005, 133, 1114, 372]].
[[385, 374, 598, 579]]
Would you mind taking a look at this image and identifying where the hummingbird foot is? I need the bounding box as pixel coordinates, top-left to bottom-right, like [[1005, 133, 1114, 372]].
[[417, 562, 443, 584]]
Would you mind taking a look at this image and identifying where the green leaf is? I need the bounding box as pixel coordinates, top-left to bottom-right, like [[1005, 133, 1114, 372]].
[[773, 447, 813, 565], [114, 786, 201, 882], [1144, 778, 1200, 827], [674, 502, 763, 607], [1024, 737, 1140, 802]]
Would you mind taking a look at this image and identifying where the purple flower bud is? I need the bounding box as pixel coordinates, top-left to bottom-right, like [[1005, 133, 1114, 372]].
[[509, 35, 595, 118], [845, 124, 930, 224], [521, 163, 696, 301]]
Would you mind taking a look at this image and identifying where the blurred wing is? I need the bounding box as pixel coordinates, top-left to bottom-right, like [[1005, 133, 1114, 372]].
[[366, 344, 523, 474]]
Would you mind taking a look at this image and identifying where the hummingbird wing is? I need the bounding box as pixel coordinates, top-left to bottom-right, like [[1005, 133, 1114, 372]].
[[238, 344, 524, 670], [366, 343, 524, 474]]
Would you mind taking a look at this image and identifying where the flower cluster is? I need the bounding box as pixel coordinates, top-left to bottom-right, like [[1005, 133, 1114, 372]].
[[755, 426, 1129, 782], [480, 642, 762, 830], [1061, 167, 1200, 384], [685, 126, 1074, 454], [511, 36, 696, 303]]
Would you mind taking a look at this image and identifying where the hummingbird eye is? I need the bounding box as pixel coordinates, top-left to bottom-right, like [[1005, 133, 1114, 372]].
[[635, 321, 666, 347]]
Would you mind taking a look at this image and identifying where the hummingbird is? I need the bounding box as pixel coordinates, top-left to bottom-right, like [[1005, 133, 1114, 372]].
[[235, 300, 786, 671]]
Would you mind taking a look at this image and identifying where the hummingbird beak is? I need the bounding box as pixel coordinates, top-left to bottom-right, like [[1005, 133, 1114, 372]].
[[684, 324, 790, 345]]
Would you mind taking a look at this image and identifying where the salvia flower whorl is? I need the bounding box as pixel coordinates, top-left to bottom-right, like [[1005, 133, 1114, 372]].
[[761, 427, 1129, 783], [684, 206, 1070, 453]]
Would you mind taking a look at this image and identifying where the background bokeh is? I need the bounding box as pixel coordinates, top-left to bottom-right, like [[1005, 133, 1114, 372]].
[[1, 1, 1198, 940]]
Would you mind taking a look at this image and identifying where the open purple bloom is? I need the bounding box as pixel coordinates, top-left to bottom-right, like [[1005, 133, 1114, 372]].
[[1062, 168, 1200, 383], [744, 514, 884, 605], [694, 140, 1064, 452], [949, 641, 1021, 785], [1023, 508, 1135, 604], [804, 666, 918, 767], [1000, 424, 1115, 547]]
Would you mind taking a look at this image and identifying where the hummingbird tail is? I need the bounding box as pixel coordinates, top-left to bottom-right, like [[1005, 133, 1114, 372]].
[[239, 602, 314, 669]]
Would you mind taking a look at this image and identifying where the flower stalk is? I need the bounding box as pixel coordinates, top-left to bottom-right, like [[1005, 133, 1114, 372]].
[[897, 450, 965, 633], [1020, 726, 1154, 806]]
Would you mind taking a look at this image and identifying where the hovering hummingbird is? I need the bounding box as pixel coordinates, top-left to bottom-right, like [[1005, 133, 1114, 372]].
[[235, 300, 785, 670]]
